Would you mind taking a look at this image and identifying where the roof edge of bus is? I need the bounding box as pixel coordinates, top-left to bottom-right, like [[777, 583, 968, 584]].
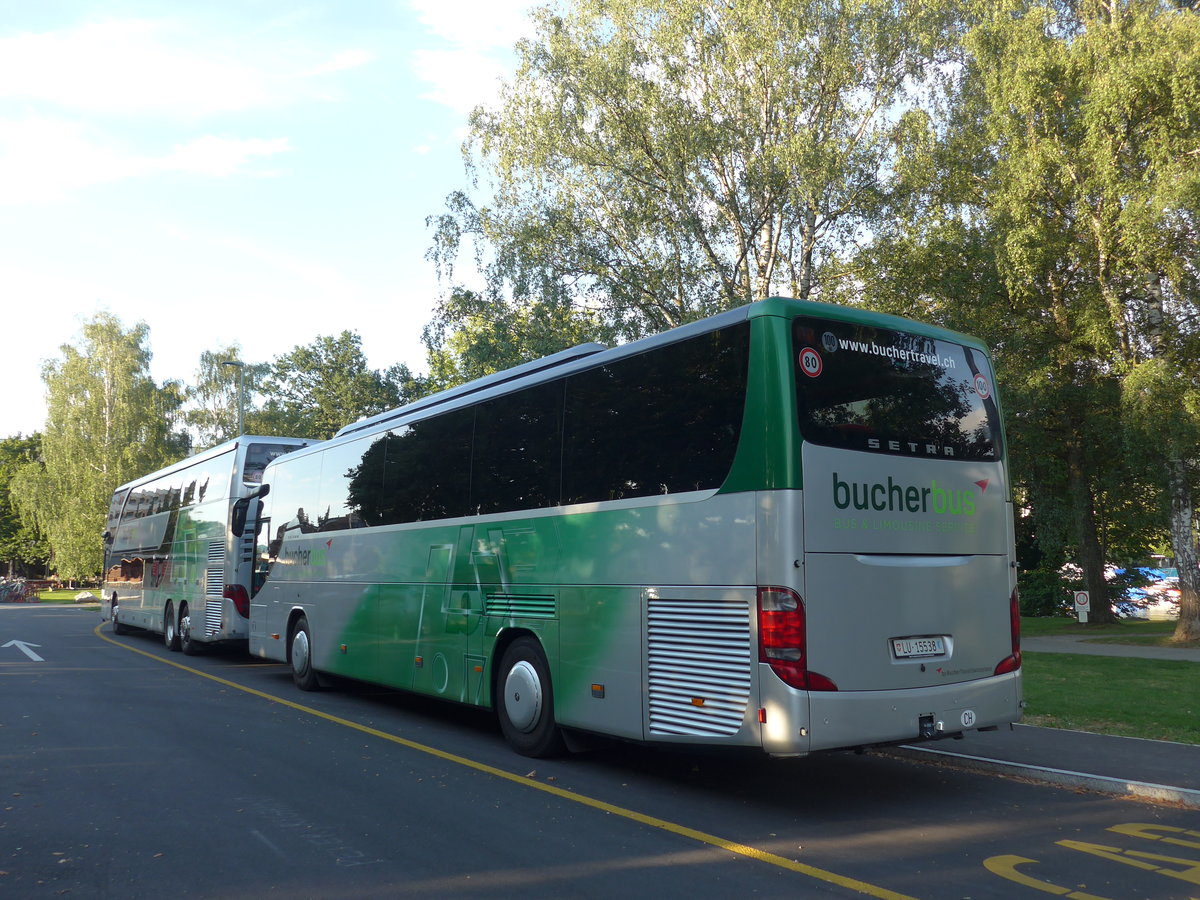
[[111, 436, 314, 491], [333, 305, 765, 439], [330, 298, 987, 442], [334, 342, 610, 438], [751, 296, 988, 348]]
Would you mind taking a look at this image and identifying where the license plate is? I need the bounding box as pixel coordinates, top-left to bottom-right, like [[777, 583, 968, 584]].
[[892, 636, 946, 658]]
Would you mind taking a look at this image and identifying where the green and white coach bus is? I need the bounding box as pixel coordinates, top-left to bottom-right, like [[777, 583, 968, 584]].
[[103, 437, 312, 653], [248, 297, 1022, 757]]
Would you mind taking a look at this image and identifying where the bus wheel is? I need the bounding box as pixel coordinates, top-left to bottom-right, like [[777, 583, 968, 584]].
[[163, 602, 180, 651], [290, 616, 320, 692], [179, 603, 199, 656], [496, 636, 565, 758], [111, 595, 129, 636]]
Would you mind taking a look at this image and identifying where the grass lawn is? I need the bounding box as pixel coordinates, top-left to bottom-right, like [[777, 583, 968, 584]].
[[1020, 616, 1199, 744], [35, 589, 100, 605], [1021, 652, 1200, 745]]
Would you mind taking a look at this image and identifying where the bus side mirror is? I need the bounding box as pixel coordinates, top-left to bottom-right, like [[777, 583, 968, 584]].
[[103, 530, 112, 545], [232, 483, 270, 536]]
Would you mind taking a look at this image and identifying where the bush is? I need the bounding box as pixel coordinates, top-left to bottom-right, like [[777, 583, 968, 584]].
[[1018, 568, 1073, 617]]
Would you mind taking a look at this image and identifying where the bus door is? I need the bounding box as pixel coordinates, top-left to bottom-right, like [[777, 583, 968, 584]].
[[412, 526, 486, 703]]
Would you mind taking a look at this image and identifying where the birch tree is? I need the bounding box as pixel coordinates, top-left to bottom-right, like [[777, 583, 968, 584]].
[[428, 0, 950, 354], [10, 313, 186, 579]]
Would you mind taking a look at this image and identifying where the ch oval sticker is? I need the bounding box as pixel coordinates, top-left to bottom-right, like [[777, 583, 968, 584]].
[[961, 709, 977, 728]]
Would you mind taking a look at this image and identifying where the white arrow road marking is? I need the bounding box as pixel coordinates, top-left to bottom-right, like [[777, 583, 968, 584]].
[[2, 640, 44, 662]]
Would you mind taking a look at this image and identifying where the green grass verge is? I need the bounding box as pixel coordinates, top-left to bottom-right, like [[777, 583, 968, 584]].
[[34, 589, 100, 605], [1022, 652, 1199, 745]]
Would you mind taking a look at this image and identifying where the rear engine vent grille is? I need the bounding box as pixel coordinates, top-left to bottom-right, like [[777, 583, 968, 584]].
[[647, 596, 751, 737]]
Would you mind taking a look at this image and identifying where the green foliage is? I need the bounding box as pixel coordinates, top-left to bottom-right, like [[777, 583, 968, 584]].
[[1018, 567, 1074, 617], [9, 313, 188, 580], [183, 346, 270, 448], [0, 435, 49, 577], [423, 288, 611, 391], [256, 331, 427, 440], [430, 0, 949, 351]]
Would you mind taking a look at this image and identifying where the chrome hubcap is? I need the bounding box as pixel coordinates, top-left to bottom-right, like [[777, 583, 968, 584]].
[[292, 629, 310, 675], [504, 660, 542, 733]]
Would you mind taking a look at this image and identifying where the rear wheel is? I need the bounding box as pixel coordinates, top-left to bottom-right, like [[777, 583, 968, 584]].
[[111, 595, 129, 636], [179, 603, 199, 656], [290, 616, 320, 691], [496, 636, 565, 758], [163, 602, 180, 651]]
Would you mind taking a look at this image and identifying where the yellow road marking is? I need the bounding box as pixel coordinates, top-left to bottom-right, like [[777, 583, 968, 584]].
[[96, 623, 916, 899]]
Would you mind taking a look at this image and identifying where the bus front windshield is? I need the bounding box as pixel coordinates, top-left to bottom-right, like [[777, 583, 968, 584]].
[[792, 317, 1003, 461]]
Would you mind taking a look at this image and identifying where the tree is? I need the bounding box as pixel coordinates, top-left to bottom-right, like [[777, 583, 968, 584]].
[[959, 0, 1200, 635], [0, 435, 49, 578], [429, 0, 951, 351], [421, 287, 611, 390], [183, 347, 271, 448], [9, 314, 188, 581], [255, 331, 426, 440]]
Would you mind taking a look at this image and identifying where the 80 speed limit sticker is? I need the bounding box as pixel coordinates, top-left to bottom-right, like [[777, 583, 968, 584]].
[[799, 347, 823, 378]]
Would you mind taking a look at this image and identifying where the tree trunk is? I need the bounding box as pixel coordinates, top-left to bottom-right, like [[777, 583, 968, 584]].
[[1066, 436, 1113, 623], [1167, 457, 1200, 642]]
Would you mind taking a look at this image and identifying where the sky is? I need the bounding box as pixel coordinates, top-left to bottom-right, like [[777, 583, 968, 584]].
[[0, 0, 539, 438]]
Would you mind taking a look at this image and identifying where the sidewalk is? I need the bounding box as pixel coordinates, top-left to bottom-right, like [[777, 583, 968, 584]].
[[1023, 633, 1200, 662], [890, 635, 1200, 807]]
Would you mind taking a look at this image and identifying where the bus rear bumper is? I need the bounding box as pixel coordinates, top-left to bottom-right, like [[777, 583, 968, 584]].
[[805, 672, 1023, 754], [759, 669, 1022, 756]]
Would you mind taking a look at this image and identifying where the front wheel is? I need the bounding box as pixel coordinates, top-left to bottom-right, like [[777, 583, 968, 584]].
[[496, 636, 565, 758], [290, 616, 320, 691], [111, 595, 129, 635]]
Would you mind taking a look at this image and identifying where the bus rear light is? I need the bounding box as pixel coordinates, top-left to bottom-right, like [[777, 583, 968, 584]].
[[758, 586, 837, 692], [225, 584, 251, 618], [994, 586, 1022, 676]]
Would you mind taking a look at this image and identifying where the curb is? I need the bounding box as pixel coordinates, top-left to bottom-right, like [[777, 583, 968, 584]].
[[886, 745, 1200, 809]]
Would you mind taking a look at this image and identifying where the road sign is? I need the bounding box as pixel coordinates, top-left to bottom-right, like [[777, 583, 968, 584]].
[[1074, 590, 1090, 624]]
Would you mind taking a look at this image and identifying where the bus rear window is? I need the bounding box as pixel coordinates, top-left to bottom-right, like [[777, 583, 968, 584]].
[[792, 317, 1002, 461], [244, 443, 306, 484]]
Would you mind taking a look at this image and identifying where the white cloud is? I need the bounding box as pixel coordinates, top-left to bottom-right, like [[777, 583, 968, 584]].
[[0, 20, 275, 117], [0, 118, 292, 205], [408, 0, 538, 50], [160, 136, 292, 178], [407, 0, 539, 114], [411, 48, 512, 114], [304, 49, 377, 77], [0, 18, 376, 119]]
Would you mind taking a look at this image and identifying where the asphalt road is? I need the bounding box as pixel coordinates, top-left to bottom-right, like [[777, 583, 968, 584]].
[[3, 604, 1199, 900]]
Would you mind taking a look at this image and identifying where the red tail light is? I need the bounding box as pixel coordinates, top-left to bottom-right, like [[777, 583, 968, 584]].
[[758, 586, 837, 691], [994, 586, 1022, 676], [225, 584, 250, 618]]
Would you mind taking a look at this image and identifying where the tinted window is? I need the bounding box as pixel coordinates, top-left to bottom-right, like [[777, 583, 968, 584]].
[[373, 408, 475, 523], [316, 436, 375, 531], [561, 323, 750, 504], [244, 442, 305, 484], [473, 380, 563, 514], [792, 317, 1002, 460]]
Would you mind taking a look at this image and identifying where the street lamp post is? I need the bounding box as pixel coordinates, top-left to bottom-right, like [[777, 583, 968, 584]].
[[220, 360, 246, 437]]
